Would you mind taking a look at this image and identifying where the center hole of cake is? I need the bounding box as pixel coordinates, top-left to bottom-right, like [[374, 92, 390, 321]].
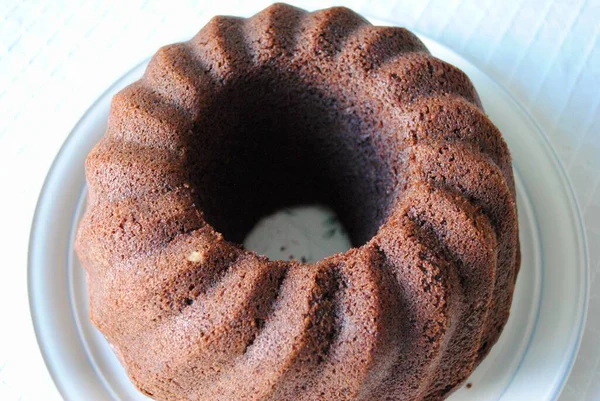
[[243, 204, 352, 263], [187, 75, 397, 251]]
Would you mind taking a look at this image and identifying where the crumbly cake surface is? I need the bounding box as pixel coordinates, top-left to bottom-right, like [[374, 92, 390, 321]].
[[75, 3, 520, 400]]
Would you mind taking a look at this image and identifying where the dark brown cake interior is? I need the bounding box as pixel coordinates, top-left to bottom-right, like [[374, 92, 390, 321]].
[[188, 72, 394, 246]]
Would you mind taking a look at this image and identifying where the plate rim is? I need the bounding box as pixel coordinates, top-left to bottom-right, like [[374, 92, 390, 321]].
[[27, 57, 150, 400], [27, 27, 589, 401]]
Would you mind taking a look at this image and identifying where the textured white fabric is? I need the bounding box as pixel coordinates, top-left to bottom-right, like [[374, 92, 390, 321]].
[[1, 0, 598, 399]]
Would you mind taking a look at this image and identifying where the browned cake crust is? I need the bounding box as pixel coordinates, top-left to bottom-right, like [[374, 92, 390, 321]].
[[75, 4, 520, 400]]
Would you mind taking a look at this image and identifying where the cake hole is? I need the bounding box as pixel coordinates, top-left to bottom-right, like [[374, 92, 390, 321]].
[[243, 205, 352, 263], [185, 71, 399, 248]]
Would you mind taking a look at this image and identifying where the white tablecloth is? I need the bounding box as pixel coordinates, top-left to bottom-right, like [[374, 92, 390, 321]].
[[1, 0, 598, 399]]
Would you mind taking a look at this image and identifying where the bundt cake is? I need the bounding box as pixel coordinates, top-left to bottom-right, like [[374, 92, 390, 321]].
[[75, 3, 520, 400]]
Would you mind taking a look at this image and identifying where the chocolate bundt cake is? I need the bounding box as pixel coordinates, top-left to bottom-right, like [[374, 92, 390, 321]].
[[75, 3, 520, 400]]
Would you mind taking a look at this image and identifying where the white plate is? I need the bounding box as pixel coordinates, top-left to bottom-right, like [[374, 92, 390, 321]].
[[28, 31, 588, 401]]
